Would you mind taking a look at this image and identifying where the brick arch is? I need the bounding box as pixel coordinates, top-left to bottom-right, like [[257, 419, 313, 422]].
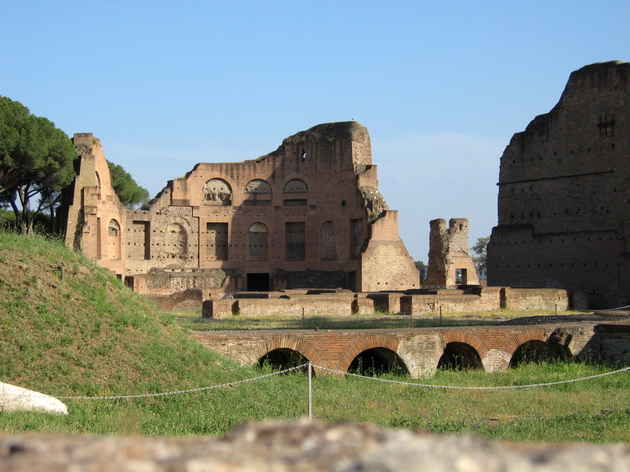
[[441, 330, 489, 359], [278, 173, 313, 194], [504, 328, 547, 357], [339, 335, 402, 373], [247, 336, 323, 371]]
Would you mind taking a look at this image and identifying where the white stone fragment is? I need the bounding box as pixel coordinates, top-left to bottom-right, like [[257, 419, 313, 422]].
[[0, 382, 68, 415]]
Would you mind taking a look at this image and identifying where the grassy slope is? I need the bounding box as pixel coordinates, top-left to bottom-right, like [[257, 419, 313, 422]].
[[0, 231, 239, 397]]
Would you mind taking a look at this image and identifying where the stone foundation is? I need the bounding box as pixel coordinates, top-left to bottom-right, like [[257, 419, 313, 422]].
[[201, 287, 569, 318]]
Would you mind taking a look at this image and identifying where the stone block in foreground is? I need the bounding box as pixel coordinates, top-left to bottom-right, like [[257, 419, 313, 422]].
[[1, 420, 630, 471]]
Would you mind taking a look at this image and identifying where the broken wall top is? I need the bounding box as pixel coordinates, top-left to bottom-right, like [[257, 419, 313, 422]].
[[168, 121, 376, 208], [497, 60, 630, 234]]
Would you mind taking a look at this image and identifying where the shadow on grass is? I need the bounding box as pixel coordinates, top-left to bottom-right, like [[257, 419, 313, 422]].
[[178, 315, 496, 331]]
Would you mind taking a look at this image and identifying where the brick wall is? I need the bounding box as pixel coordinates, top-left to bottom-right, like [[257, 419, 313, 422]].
[[489, 61, 630, 308], [64, 122, 419, 296]]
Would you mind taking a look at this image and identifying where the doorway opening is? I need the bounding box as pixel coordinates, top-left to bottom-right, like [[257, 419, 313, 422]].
[[247, 273, 270, 291]]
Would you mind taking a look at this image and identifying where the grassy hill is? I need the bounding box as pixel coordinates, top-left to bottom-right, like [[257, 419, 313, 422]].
[[0, 230, 229, 396]]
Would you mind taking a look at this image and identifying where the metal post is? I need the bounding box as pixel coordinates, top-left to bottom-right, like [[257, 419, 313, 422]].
[[308, 361, 312, 420]]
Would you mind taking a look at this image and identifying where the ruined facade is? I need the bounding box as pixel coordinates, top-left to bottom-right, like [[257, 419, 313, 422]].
[[488, 61, 630, 308], [63, 122, 419, 298], [424, 218, 479, 287]]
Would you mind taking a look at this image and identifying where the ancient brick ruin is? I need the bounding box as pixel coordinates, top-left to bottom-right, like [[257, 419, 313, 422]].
[[63, 122, 419, 303], [488, 61, 630, 308], [424, 218, 479, 287]]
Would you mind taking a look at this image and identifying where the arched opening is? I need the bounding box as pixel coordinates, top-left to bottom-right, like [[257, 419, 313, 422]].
[[510, 341, 561, 367], [107, 219, 121, 259], [437, 342, 483, 371], [244, 179, 272, 194], [248, 222, 269, 259], [244, 179, 272, 206], [348, 348, 409, 376], [320, 221, 337, 260], [283, 179, 308, 206], [203, 178, 232, 205], [283, 178, 308, 193], [257, 348, 310, 374]]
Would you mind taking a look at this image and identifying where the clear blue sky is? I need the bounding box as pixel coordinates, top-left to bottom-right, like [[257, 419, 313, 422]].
[[2, 1, 629, 260]]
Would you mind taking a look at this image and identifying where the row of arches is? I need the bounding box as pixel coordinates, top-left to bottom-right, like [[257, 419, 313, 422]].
[[107, 217, 338, 261], [204, 178, 308, 204], [257, 340, 564, 377]]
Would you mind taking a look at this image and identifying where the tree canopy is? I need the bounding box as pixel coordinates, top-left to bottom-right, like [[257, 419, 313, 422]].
[[107, 161, 150, 208], [0, 96, 76, 233], [471, 236, 490, 270], [415, 260, 427, 280]]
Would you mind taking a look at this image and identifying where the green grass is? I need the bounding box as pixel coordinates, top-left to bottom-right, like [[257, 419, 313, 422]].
[[0, 230, 629, 442], [0, 361, 629, 442]]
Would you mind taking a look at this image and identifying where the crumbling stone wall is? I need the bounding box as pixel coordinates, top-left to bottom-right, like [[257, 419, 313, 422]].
[[360, 210, 420, 292], [424, 218, 479, 287], [488, 61, 630, 308], [63, 122, 419, 298]]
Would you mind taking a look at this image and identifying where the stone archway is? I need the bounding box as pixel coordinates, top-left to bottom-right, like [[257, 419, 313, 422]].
[[340, 335, 405, 375], [437, 342, 484, 370], [509, 340, 563, 367], [348, 347, 409, 376], [439, 330, 488, 372], [257, 348, 310, 374], [248, 336, 323, 375]]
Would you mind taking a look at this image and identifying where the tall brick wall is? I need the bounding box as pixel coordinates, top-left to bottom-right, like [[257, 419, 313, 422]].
[[489, 61, 630, 308]]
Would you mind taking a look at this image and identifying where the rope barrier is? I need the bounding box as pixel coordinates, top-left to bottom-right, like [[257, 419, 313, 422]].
[[3, 363, 629, 403], [55, 365, 306, 400], [312, 364, 630, 390]]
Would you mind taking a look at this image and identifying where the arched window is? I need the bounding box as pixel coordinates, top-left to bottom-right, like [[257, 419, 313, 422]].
[[283, 179, 308, 206], [248, 223, 269, 259], [203, 179, 232, 205], [244, 179, 272, 206], [283, 179, 308, 193], [107, 219, 121, 259], [244, 179, 272, 194], [320, 221, 337, 260], [108, 219, 120, 237]]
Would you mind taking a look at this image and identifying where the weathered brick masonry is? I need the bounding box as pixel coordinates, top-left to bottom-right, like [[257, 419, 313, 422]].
[[62, 122, 419, 299], [191, 321, 625, 378], [489, 61, 630, 308], [203, 286, 569, 318]]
